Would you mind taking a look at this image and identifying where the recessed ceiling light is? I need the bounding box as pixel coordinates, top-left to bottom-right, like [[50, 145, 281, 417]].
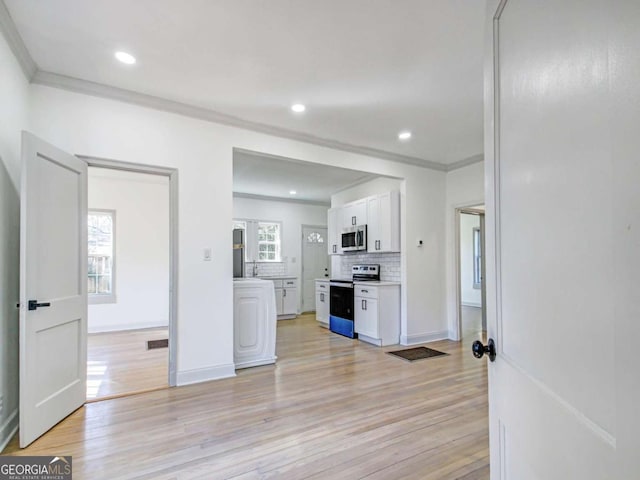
[[115, 51, 136, 65], [398, 131, 412, 140], [289, 190, 297, 195], [291, 104, 306, 113]]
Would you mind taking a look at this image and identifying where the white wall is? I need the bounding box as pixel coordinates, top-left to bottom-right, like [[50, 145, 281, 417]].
[[330, 177, 404, 283], [232, 195, 328, 311], [27, 81, 448, 383], [331, 177, 402, 206], [0, 31, 30, 449], [88, 168, 169, 333], [445, 162, 484, 339], [460, 213, 481, 307]]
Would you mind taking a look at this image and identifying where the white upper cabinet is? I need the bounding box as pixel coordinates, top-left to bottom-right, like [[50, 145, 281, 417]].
[[367, 191, 400, 253], [327, 207, 342, 255], [341, 199, 368, 228], [328, 191, 400, 255]]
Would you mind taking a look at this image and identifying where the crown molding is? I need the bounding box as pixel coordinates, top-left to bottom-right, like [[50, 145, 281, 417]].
[[233, 192, 330, 207], [2, 1, 476, 174], [32, 70, 451, 172], [0, 0, 36, 80], [446, 153, 484, 172]]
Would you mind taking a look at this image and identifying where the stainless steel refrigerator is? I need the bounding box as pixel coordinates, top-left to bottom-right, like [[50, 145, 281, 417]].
[[233, 228, 245, 278]]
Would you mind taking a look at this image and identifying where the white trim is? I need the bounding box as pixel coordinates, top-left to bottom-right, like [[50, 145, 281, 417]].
[[234, 357, 277, 370], [32, 70, 451, 171], [0, 1, 36, 80], [81, 156, 179, 388], [400, 330, 449, 345], [176, 364, 236, 386], [0, 7, 484, 173], [0, 409, 18, 452], [446, 154, 484, 172], [452, 203, 486, 342], [233, 192, 330, 207], [88, 320, 168, 334], [87, 208, 117, 304]]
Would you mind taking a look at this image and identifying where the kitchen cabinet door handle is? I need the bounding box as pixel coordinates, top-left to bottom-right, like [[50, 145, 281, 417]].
[[352, 216, 356, 225], [375, 240, 380, 250], [320, 293, 324, 302], [333, 245, 337, 253], [362, 299, 367, 311], [283, 289, 286, 297]]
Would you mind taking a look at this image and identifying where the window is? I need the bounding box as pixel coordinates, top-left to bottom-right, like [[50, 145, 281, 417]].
[[232, 219, 282, 262], [473, 227, 482, 289], [88, 210, 116, 303], [306, 231, 325, 243], [257, 222, 281, 261]]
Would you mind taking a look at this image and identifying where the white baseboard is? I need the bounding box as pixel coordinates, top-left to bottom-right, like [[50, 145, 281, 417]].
[[0, 409, 18, 453], [176, 364, 236, 386], [235, 356, 277, 370], [88, 320, 169, 334], [400, 330, 449, 346]]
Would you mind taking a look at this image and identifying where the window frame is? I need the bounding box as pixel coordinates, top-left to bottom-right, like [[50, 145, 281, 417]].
[[473, 226, 482, 290], [88, 209, 117, 304], [233, 218, 283, 263], [257, 221, 282, 262]]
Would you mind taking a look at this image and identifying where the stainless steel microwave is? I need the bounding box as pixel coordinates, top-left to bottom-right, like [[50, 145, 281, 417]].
[[341, 225, 367, 252]]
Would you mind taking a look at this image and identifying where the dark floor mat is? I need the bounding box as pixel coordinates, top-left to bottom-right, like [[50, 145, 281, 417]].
[[387, 346, 448, 362], [147, 339, 169, 350]]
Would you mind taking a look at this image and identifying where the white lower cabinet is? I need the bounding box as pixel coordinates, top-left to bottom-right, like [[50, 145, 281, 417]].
[[354, 284, 400, 346], [271, 277, 298, 319], [315, 280, 330, 327], [233, 279, 277, 369]]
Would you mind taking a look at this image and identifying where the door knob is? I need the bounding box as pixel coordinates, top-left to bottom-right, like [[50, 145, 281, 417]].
[[472, 338, 496, 362]]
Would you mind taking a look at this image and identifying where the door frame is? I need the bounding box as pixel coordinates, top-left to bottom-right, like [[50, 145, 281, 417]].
[[80, 156, 179, 387], [453, 205, 486, 341], [300, 224, 329, 313]]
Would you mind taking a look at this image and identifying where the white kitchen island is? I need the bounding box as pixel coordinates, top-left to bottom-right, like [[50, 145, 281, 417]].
[[233, 278, 277, 369]]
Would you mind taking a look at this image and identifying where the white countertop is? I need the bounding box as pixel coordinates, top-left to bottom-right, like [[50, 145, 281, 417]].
[[353, 280, 401, 286], [315, 278, 330, 282]]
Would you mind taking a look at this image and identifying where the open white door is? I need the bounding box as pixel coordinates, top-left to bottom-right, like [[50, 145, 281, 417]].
[[19, 132, 87, 447], [484, 0, 640, 477]]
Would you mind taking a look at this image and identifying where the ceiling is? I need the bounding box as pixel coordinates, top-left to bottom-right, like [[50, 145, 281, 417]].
[[3, 0, 485, 167], [233, 150, 380, 204]]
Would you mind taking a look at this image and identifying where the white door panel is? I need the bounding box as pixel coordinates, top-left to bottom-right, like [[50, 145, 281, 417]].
[[20, 132, 87, 447], [301, 226, 329, 312], [486, 0, 620, 476]]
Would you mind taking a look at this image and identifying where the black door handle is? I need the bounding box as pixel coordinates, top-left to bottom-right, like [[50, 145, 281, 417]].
[[472, 338, 496, 362], [28, 300, 51, 311]]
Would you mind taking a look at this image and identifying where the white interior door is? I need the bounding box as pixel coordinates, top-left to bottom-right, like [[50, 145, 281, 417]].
[[301, 226, 329, 312], [19, 132, 87, 447], [483, 0, 638, 477]]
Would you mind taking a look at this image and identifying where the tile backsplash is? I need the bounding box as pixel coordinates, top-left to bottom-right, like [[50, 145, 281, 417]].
[[333, 252, 401, 282], [246, 261, 287, 277]]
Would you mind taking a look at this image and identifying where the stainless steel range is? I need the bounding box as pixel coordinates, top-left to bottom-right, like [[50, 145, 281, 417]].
[[329, 264, 380, 338]]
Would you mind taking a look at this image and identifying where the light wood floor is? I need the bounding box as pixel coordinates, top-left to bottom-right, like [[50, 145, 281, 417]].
[[5, 314, 488, 479], [87, 328, 169, 400]]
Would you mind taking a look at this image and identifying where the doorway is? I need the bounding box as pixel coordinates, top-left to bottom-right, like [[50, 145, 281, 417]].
[[456, 206, 486, 342], [301, 225, 330, 313], [83, 158, 178, 401]]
